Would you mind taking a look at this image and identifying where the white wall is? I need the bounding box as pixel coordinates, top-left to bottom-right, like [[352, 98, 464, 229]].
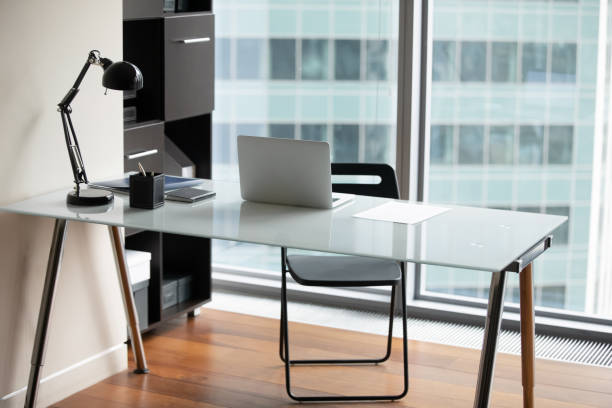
[[0, 1, 127, 406]]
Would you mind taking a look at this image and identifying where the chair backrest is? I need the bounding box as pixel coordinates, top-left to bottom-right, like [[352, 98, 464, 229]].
[[331, 163, 400, 199]]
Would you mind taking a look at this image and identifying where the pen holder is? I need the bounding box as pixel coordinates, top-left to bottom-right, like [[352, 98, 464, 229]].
[[130, 173, 165, 209]]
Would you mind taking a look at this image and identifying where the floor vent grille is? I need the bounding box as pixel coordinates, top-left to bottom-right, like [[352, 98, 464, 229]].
[[207, 290, 612, 368], [406, 319, 612, 367]]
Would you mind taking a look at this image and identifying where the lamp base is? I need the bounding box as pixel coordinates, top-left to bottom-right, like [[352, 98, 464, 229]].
[[66, 188, 114, 206]]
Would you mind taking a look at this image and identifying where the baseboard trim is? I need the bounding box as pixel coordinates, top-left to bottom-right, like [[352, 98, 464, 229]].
[[1, 343, 126, 405]]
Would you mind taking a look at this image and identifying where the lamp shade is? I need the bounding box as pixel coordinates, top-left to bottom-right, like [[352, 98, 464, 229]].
[[102, 61, 143, 91]]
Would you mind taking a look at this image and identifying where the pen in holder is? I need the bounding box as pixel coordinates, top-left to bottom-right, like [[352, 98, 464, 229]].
[[130, 173, 165, 209]]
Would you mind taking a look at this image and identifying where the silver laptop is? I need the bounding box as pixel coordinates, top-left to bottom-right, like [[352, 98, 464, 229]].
[[237, 135, 354, 209]]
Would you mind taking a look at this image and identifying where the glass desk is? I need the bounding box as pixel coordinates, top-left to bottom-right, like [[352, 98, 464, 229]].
[[1, 179, 566, 408]]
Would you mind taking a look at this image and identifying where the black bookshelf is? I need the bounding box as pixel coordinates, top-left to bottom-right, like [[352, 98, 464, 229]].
[[122, 0, 214, 332]]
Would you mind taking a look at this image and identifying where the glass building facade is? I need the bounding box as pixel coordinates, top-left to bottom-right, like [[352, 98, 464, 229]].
[[212, 0, 605, 316], [425, 0, 599, 312], [212, 0, 400, 273]]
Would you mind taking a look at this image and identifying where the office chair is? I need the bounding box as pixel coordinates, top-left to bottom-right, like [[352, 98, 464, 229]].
[[279, 163, 408, 402]]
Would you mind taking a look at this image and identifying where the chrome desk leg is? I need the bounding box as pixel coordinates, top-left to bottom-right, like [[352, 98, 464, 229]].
[[25, 219, 68, 408], [473, 270, 507, 408], [108, 226, 149, 374]]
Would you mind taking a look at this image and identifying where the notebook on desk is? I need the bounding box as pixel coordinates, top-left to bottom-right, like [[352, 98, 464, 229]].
[[89, 174, 203, 193]]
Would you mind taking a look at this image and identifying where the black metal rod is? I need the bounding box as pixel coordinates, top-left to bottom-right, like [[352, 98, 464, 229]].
[[280, 286, 396, 366], [384, 282, 397, 361], [473, 270, 507, 408], [279, 247, 287, 362], [281, 263, 293, 397], [65, 111, 88, 184], [71, 55, 94, 91], [24, 219, 68, 408], [60, 111, 82, 188], [280, 249, 409, 402], [58, 51, 98, 109], [399, 262, 409, 399]]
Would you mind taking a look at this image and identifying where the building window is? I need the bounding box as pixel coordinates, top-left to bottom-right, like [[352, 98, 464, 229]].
[[489, 125, 514, 164], [433, 41, 457, 81], [335, 40, 361, 80], [333, 125, 359, 161], [516, 206, 541, 214], [216, 38, 231, 79], [366, 40, 389, 80], [236, 39, 264, 79], [458, 125, 485, 164], [518, 125, 544, 164], [301, 124, 327, 141], [551, 43, 577, 83], [539, 286, 566, 309], [236, 123, 265, 138], [430, 125, 454, 164], [460, 41, 486, 82], [365, 125, 391, 162], [545, 206, 570, 245], [269, 124, 295, 139], [491, 42, 517, 82], [270, 39, 296, 80], [212, 123, 231, 163], [301, 39, 329, 80], [548, 126, 574, 164], [521, 42, 548, 82]]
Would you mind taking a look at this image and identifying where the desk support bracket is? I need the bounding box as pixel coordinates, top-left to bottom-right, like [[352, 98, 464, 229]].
[[25, 219, 68, 408], [504, 236, 552, 273]]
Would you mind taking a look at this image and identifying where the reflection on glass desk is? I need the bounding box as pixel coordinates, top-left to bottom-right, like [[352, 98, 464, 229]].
[[1, 179, 566, 273]]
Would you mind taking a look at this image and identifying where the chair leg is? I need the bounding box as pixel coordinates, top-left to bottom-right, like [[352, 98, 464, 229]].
[[398, 262, 409, 400], [281, 258, 409, 402], [280, 248, 287, 362], [279, 283, 287, 362]]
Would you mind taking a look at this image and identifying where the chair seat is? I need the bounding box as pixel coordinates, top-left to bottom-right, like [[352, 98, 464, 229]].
[[286, 255, 401, 287]]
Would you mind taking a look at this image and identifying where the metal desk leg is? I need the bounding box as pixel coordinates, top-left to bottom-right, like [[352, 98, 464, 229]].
[[108, 226, 149, 374], [25, 219, 68, 408], [473, 270, 507, 408], [519, 263, 535, 408]]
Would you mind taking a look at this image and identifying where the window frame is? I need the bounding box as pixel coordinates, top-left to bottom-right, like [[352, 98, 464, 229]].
[[406, 1, 612, 330]]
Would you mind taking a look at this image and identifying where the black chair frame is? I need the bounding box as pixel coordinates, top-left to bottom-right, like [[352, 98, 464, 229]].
[[278, 163, 409, 402]]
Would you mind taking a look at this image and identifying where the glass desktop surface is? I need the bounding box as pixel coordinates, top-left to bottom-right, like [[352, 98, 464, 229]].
[[0, 179, 566, 273]]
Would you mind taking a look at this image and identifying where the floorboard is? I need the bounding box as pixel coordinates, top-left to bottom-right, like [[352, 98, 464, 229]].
[[54, 309, 612, 408]]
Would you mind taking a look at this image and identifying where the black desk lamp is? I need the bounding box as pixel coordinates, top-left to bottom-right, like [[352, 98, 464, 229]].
[[59, 50, 143, 205]]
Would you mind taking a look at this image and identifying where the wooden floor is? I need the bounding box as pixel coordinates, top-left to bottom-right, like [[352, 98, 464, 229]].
[[55, 309, 612, 408]]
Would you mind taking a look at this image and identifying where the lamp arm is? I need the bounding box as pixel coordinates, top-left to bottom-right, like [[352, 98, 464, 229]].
[[58, 50, 112, 110], [60, 109, 88, 188], [58, 51, 98, 110], [57, 50, 105, 190]]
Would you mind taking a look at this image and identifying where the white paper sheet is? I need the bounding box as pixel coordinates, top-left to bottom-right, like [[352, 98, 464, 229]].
[[353, 201, 450, 224]]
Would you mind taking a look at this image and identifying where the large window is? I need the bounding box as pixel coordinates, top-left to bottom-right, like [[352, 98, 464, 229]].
[[424, 0, 601, 315], [212, 0, 399, 271], [211, 0, 611, 322]]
